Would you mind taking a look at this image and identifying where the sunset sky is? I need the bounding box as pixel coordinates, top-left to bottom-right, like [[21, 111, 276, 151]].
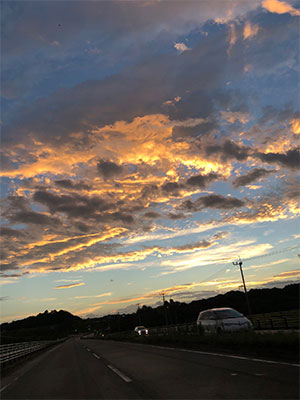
[[1, 0, 299, 323]]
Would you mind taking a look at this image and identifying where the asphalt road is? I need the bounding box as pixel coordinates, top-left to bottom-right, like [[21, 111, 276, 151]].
[[1, 337, 299, 399]]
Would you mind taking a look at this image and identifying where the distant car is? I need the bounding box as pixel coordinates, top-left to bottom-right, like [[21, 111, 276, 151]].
[[134, 326, 149, 335], [196, 307, 253, 334]]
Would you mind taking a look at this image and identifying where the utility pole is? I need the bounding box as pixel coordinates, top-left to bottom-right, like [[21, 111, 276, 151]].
[[159, 291, 169, 325], [233, 258, 252, 315]]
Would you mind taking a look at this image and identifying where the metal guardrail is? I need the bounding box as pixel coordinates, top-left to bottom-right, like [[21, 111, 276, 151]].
[[249, 309, 300, 330], [0, 339, 64, 366]]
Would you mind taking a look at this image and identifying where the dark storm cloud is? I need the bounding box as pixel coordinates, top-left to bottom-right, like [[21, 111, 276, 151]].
[[172, 121, 217, 141], [54, 180, 90, 191], [241, 12, 299, 73], [10, 211, 60, 226], [97, 160, 123, 178], [232, 168, 275, 187], [141, 185, 159, 199], [0, 260, 20, 272], [1, 227, 25, 237], [181, 194, 245, 212], [258, 105, 295, 125], [161, 182, 186, 196], [74, 222, 92, 233], [168, 212, 186, 220], [205, 140, 250, 162], [106, 212, 135, 225], [0, 272, 29, 279], [186, 172, 220, 188], [143, 212, 161, 219], [172, 122, 213, 141], [33, 190, 113, 218], [173, 240, 212, 251], [255, 148, 300, 169], [2, 19, 232, 147]]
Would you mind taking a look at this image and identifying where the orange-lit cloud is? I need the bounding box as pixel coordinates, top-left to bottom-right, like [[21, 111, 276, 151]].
[[227, 23, 237, 54], [54, 282, 85, 289], [75, 305, 103, 316], [91, 282, 208, 306], [273, 269, 300, 278], [262, 0, 300, 16], [220, 111, 249, 124], [290, 118, 300, 134], [243, 22, 260, 39], [74, 292, 112, 299]]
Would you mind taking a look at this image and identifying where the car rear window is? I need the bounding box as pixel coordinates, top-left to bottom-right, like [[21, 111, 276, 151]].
[[214, 309, 243, 319]]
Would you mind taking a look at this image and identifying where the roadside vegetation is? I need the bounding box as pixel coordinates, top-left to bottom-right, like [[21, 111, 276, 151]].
[[98, 330, 299, 362]]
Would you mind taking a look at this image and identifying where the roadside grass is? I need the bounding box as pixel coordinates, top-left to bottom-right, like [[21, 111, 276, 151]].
[[97, 331, 299, 361]]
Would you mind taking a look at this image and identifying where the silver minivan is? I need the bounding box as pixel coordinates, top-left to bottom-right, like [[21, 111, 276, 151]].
[[197, 307, 253, 334]]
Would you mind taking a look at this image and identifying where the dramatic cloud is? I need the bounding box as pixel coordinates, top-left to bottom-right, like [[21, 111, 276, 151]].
[[186, 173, 221, 188], [255, 148, 300, 169], [9, 211, 60, 226], [232, 168, 275, 187], [1, 1, 299, 322], [97, 160, 123, 178], [205, 140, 250, 162], [181, 194, 245, 212], [54, 180, 90, 191], [262, 0, 300, 16]]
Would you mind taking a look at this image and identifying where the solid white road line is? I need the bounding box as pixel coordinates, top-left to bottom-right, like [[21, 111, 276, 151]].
[[107, 364, 132, 383], [141, 344, 300, 368]]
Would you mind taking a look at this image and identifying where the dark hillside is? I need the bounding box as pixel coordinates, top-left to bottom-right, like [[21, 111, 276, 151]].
[[1, 283, 299, 341], [1, 310, 83, 344]]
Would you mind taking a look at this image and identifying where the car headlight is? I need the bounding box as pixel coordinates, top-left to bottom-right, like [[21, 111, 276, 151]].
[[145, 329, 148, 334]]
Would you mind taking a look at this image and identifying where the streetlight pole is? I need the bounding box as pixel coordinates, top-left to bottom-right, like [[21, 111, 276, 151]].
[[233, 258, 252, 315]]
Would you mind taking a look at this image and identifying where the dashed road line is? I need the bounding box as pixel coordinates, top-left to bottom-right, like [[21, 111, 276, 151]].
[[0, 384, 11, 393], [92, 353, 100, 359], [107, 364, 132, 383]]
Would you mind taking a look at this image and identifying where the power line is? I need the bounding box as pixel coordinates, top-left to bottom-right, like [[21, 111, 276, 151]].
[[241, 244, 300, 262], [182, 244, 300, 284], [192, 244, 300, 274]]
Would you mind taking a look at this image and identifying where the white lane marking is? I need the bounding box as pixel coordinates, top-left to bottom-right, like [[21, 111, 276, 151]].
[[92, 353, 100, 359], [141, 344, 300, 368], [231, 373, 238, 376], [107, 364, 132, 383], [14, 377, 19, 381], [86, 348, 91, 352], [255, 373, 264, 376], [0, 384, 10, 393]]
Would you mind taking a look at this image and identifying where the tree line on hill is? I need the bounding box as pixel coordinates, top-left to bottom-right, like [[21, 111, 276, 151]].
[[1, 283, 299, 343]]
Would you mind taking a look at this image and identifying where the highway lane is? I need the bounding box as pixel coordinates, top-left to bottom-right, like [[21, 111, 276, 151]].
[[1, 338, 143, 399], [1, 337, 299, 399]]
